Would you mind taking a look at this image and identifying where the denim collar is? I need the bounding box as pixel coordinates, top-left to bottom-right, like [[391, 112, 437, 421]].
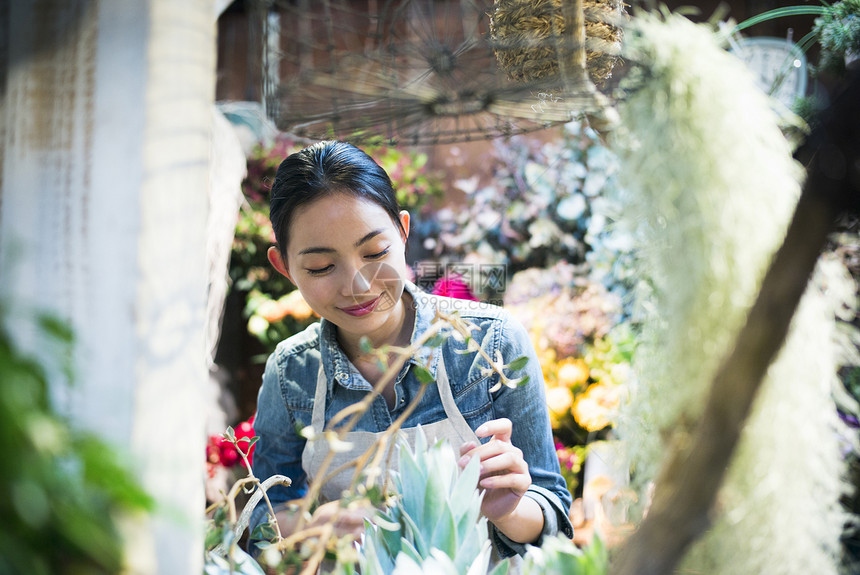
[[319, 281, 437, 395]]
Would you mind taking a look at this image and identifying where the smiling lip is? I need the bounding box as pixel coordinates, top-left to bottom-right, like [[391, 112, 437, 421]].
[[339, 295, 382, 317]]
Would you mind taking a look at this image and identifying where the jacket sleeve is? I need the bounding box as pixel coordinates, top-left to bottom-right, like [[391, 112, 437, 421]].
[[247, 352, 309, 543], [487, 312, 574, 557]]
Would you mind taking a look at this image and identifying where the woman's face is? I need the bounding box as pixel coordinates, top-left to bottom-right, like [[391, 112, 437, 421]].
[[273, 193, 410, 342]]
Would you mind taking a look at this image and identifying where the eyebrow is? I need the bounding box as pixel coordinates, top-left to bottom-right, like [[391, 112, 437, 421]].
[[297, 229, 385, 256]]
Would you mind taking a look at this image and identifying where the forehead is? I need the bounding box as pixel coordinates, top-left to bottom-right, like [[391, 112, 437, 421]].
[[287, 193, 396, 250]]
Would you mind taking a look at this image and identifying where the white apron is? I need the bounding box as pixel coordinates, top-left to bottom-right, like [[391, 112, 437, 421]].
[[301, 355, 479, 502], [300, 355, 523, 573]]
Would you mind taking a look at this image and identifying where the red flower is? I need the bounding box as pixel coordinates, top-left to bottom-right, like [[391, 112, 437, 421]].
[[219, 441, 240, 468], [206, 415, 257, 470], [234, 415, 256, 467]]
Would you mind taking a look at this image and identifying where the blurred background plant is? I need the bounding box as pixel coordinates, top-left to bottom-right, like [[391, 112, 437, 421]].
[[503, 261, 635, 497], [0, 302, 152, 575], [422, 120, 636, 306], [812, 0, 860, 77]]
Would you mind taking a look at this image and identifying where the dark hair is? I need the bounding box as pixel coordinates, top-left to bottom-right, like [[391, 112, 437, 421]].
[[269, 141, 404, 254]]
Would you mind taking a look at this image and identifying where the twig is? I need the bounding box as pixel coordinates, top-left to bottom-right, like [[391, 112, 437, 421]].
[[292, 319, 450, 533]]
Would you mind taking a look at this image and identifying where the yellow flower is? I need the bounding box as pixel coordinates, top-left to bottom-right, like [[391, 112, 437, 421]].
[[545, 386, 574, 428], [280, 290, 316, 321], [536, 345, 558, 386], [571, 383, 620, 432], [257, 299, 285, 323], [557, 357, 590, 388]]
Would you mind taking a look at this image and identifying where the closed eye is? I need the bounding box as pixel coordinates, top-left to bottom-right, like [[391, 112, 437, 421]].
[[366, 247, 390, 259], [306, 265, 333, 276]]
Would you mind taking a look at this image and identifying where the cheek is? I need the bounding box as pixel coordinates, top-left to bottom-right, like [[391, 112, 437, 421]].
[[294, 277, 333, 306]]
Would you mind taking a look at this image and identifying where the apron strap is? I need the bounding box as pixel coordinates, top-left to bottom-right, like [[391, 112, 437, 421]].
[[434, 354, 480, 444], [311, 363, 327, 431]]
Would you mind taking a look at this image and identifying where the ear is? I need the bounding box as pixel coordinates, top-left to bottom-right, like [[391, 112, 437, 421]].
[[398, 210, 410, 243], [267, 246, 295, 285]]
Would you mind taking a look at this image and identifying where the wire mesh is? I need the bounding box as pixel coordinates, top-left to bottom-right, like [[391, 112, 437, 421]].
[[262, 0, 623, 144]]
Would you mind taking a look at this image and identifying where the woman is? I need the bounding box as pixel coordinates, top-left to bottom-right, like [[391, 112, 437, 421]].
[[249, 141, 573, 560]]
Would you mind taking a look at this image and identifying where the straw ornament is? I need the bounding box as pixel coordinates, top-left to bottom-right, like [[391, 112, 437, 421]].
[[490, 0, 626, 87]]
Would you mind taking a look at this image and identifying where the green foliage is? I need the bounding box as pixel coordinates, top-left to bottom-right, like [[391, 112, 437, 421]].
[[813, 0, 860, 76], [364, 144, 444, 213], [521, 534, 608, 575], [358, 428, 494, 574], [0, 304, 152, 575], [355, 429, 608, 574]]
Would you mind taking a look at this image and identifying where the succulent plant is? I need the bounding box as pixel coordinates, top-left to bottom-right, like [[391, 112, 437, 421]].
[[343, 426, 609, 575], [521, 534, 607, 575], [353, 427, 507, 575]]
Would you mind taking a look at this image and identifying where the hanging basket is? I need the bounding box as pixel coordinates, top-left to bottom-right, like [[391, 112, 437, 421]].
[[490, 0, 626, 88]]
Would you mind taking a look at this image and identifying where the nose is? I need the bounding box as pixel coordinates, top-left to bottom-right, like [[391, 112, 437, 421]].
[[349, 263, 372, 296]]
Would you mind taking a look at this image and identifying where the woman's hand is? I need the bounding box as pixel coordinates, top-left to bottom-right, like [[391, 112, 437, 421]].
[[458, 418, 532, 523], [458, 418, 545, 543], [308, 500, 375, 540]]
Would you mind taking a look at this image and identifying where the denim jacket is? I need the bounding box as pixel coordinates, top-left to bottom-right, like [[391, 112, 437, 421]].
[[250, 282, 573, 556]]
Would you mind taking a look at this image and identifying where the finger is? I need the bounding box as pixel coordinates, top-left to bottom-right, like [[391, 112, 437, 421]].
[[459, 441, 478, 457], [479, 471, 531, 493], [475, 418, 512, 442], [477, 450, 528, 477], [462, 436, 518, 464]]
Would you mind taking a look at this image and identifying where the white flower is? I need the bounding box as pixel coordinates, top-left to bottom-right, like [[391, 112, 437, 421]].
[[527, 219, 561, 248], [557, 194, 587, 221]]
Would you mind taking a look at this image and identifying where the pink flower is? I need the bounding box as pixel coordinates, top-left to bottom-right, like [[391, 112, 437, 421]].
[[431, 275, 478, 301]]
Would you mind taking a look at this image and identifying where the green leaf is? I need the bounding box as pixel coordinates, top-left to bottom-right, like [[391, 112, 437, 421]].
[[456, 519, 489, 573], [516, 375, 530, 387], [223, 426, 236, 441], [37, 314, 75, 344], [399, 445, 425, 520], [429, 504, 457, 558], [400, 510, 428, 558], [398, 535, 425, 564], [360, 530, 387, 575], [422, 459, 446, 532], [250, 520, 277, 542], [413, 364, 435, 384], [488, 558, 511, 575], [213, 505, 227, 525], [359, 336, 374, 354], [450, 454, 480, 513], [584, 533, 609, 575], [204, 522, 223, 550], [424, 333, 447, 348], [506, 355, 529, 372]]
